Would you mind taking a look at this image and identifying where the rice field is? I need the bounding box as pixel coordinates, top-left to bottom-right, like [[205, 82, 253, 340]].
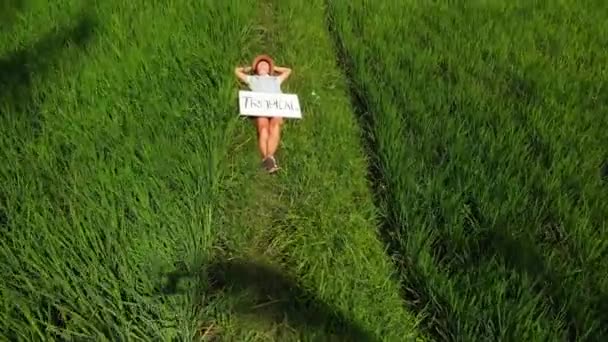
[[327, 0, 607, 340], [1, 0, 606, 341]]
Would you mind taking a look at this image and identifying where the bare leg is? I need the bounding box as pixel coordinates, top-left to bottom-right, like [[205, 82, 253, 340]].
[[255, 117, 270, 159], [267, 117, 283, 157]]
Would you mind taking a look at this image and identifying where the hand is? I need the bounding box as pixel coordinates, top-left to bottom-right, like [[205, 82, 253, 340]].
[[274, 66, 291, 73], [234, 66, 251, 83], [274, 66, 292, 82]]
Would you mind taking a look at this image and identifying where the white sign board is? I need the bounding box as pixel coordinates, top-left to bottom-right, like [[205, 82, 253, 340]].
[[238, 91, 302, 119]]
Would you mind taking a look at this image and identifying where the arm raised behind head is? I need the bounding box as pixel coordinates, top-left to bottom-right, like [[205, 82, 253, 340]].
[[235, 66, 252, 83], [274, 66, 292, 83]]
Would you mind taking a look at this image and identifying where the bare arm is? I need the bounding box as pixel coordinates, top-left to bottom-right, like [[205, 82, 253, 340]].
[[234, 66, 252, 83], [274, 66, 292, 83]]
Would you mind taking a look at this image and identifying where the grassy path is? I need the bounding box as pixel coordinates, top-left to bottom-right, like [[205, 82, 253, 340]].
[[201, 0, 424, 340]]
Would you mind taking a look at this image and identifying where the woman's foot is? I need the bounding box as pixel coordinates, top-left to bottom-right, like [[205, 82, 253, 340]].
[[262, 155, 280, 173]]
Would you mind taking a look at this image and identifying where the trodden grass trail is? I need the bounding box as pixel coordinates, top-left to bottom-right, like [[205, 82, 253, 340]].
[[1, 0, 423, 341], [196, 0, 423, 340]]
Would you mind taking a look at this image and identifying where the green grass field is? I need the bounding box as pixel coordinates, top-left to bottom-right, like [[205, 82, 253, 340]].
[[328, 0, 607, 340], [1, 0, 606, 341]]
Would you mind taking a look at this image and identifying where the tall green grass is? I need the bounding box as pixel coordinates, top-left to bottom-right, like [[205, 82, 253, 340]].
[[327, 0, 607, 340], [1, 0, 256, 339]]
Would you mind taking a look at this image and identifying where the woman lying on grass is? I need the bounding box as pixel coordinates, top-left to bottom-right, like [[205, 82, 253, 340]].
[[235, 54, 292, 173]]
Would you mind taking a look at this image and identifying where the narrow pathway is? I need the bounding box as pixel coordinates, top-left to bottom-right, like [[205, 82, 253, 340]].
[[201, 0, 426, 340]]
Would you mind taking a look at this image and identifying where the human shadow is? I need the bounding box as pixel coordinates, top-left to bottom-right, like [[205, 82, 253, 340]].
[[160, 258, 377, 341], [206, 259, 378, 341], [0, 10, 96, 135]]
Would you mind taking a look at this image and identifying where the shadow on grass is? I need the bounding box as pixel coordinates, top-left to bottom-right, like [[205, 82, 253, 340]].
[[0, 0, 27, 27], [439, 200, 608, 341], [0, 10, 96, 136], [160, 258, 377, 341], [210, 259, 376, 341], [323, 4, 456, 341], [0, 11, 96, 338], [480, 229, 608, 340]]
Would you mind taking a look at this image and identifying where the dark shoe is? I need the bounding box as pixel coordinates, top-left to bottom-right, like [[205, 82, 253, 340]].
[[266, 155, 280, 174], [261, 157, 274, 171]]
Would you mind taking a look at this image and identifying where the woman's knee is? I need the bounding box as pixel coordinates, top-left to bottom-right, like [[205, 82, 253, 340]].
[[259, 124, 270, 137], [258, 126, 269, 139], [256, 118, 270, 133], [269, 117, 283, 130]]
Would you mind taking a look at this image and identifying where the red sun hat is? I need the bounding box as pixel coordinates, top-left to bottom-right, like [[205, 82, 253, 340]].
[[252, 54, 274, 74]]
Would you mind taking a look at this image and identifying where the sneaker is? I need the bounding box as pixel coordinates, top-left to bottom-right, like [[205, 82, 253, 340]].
[[266, 155, 280, 174], [261, 157, 274, 171]]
